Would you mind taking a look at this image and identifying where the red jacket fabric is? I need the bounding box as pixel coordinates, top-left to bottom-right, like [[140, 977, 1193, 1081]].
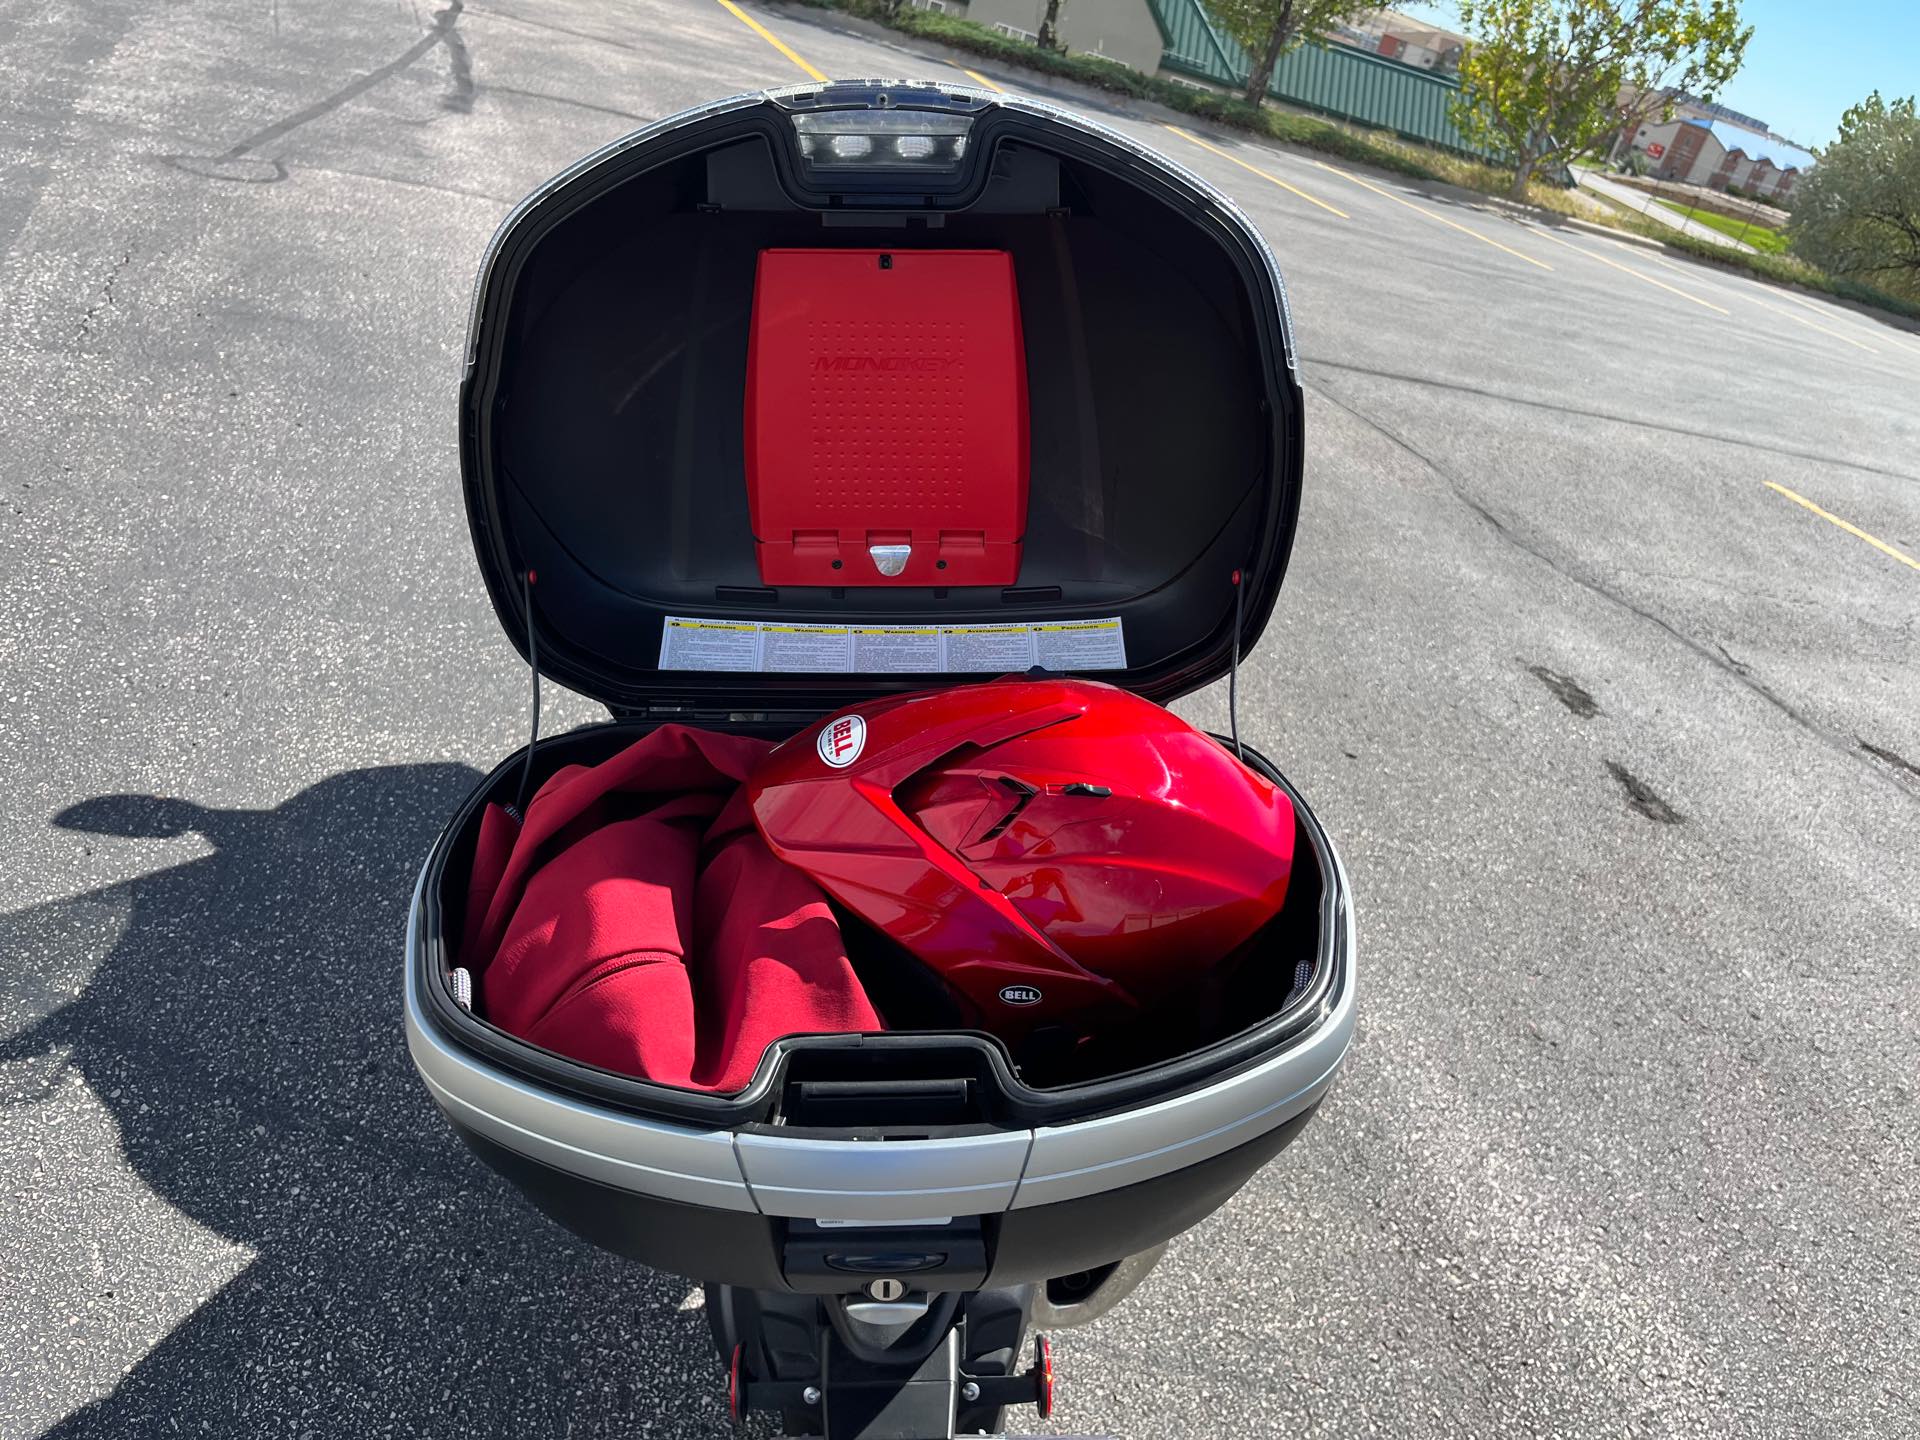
[[460, 726, 880, 1092]]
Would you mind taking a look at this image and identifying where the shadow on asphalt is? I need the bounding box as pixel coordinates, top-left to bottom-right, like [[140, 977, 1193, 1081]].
[[3, 766, 728, 1438]]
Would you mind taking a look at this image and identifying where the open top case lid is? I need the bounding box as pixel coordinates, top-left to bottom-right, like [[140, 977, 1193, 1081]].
[[461, 83, 1304, 716]]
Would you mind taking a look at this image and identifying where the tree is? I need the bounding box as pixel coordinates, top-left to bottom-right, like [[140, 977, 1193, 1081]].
[[1452, 0, 1751, 200], [1206, 0, 1376, 106], [1037, 0, 1067, 52], [1789, 92, 1920, 299]]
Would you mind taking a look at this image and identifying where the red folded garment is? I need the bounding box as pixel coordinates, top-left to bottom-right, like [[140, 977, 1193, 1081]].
[[460, 726, 881, 1092]]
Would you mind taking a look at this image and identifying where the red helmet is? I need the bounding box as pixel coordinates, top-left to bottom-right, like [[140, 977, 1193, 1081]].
[[746, 679, 1295, 1052]]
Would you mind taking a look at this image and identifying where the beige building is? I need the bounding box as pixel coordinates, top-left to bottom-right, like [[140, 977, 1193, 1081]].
[[1627, 116, 1814, 200], [1330, 7, 1469, 72], [1374, 26, 1463, 72]]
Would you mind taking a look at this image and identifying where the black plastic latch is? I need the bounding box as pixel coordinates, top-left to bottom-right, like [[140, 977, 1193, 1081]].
[[782, 1217, 988, 1294], [824, 1253, 948, 1275], [782, 1077, 976, 1128]]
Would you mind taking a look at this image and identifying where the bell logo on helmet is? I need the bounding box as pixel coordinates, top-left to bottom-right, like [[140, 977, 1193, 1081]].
[[998, 984, 1043, 1006], [817, 714, 867, 769]]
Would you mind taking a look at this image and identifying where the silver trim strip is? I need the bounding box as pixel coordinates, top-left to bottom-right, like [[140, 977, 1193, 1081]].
[[403, 865, 757, 1212], [734, 1129, 1032, 1220]]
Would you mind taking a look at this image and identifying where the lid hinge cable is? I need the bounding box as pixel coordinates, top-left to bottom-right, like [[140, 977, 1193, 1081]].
[[510, 569, 540, 820], [1228, 568, 1245, 762]]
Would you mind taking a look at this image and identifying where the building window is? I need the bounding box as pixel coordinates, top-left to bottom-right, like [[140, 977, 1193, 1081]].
[[910, 0, 953, 11], [992, 21, 1038, 42]]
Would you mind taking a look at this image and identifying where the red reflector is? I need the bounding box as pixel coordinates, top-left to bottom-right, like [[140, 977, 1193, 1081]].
[[1035, 1333, 1054, 1419], [745, 249, 1029, 587]]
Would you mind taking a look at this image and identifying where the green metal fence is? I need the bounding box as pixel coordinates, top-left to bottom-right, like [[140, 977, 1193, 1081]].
[[1148, 0, 1498, 161]]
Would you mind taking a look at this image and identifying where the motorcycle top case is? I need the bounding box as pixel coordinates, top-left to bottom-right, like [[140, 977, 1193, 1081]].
[[406, 82, 1355, 1293]]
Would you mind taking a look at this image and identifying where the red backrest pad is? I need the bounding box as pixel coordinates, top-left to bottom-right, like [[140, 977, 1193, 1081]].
[[745, 248, 1028, 587]]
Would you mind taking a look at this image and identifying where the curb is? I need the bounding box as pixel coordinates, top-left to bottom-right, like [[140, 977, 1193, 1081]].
[[1561, 215, 1666, 248], [765, 1, 1148, 121], [1467, 190, 1669, 248], [1571, 176, 1762, 254], [1394, 183, 1677, 255]]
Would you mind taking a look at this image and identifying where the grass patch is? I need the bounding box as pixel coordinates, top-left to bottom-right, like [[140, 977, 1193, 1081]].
[[783, 0, 1920, 323], [1651, 199, 1790, 254]]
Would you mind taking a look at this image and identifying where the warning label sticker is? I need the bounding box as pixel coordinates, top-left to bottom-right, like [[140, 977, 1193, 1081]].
[[852, 626, 943, 673], [655, 618, 760, 672], [761, 623, 855, 673], [659, 615, 1127, 674]]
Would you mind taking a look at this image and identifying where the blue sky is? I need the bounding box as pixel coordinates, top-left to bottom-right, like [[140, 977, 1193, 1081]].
[[1385, 0, 1915, 149]]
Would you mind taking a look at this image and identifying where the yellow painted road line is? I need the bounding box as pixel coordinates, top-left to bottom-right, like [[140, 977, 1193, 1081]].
[[1312, 160, 1550, 270], [1626, 247, 1880, 353], [1164, 126, 1349, 219], [714, 0, 827, 82], [1878, 327, 1920, 359], [1646, 242, 1912, 355], [1732, 292, 1878, 352], [1525, 224, 1725, 313], [1769, 283, 1920, 359], [1732, 291, 1880, 353], [961, 67, 1005, 92], [1765, 481, 1920, 574]]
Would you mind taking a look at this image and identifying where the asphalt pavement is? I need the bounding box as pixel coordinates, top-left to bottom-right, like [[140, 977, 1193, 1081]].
[[2, 2, 1917, 1437]]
